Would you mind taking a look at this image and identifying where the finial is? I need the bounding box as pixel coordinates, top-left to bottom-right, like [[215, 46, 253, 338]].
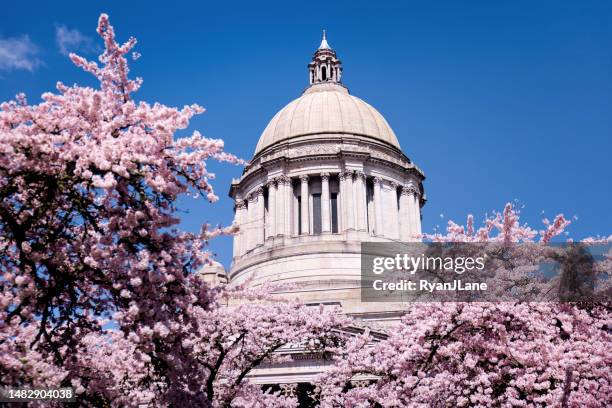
[[319, 29, 330, 50]]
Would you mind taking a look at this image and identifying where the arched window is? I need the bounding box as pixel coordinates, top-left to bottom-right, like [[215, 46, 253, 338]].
[[321, 66, 327, 81]]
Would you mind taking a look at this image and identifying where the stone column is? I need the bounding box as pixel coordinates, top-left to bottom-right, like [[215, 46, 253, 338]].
[[247, 193, 257, 251], [402, 185, 421, 240], [234, 200, 247, 256], [399, 186, 411, 241], [256, 187, 265, 246], [340, 171, 354, 230], [300, 175, 309, 235], [373, 177, 384, 236], [267, 179, 276, 239], [389, 182, 400, 239], [321, 173, 331, 233], [338, 172, 346, 231], [232, 200, 240, 258], [284, 176, 292, 236], [354, 171, 366, 231], [276, 177, 286, 236], [412, 189, 422, 239]]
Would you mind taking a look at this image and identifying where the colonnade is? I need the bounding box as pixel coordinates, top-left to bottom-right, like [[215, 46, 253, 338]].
[[232, 172, 422, 258]]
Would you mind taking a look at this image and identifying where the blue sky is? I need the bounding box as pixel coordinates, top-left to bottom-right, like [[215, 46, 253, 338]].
[[2, 1, 610, 268]]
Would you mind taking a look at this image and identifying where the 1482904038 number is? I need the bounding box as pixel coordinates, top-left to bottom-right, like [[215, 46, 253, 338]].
[[0, 387, 76, 402]]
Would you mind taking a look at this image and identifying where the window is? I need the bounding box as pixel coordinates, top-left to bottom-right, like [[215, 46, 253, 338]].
[[366, 179, 374, 233], [322, 66, 327, 80], [312, 193, 322, 234], [330, 193, 338, 233]]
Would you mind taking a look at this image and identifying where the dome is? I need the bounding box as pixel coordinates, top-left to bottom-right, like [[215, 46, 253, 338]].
[[197, 260, 227, 285], [254, 83, 401, 155], [199, 260, 225, 275]]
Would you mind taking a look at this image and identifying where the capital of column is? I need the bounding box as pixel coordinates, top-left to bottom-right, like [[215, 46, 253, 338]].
[[390, 180, 399, 189], [320, 172, 330, 181], [280, 383, 298, 397], [277, 175, 290, 185], [373, 176, 383, 185], [235, 200, 247, 210], [247, 193, 256, 202], [352, 380, 370, 388], [355, 171, 366, 180], [266, 178, 277, 188], [299, 174, 309, 183], [401, 185, 419, 197], [339, 171, 352, 181], [256, 186, 265, 196]]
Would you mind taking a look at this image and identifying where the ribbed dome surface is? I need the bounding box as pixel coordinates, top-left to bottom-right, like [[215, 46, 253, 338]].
[[254, 83, 400, 155]]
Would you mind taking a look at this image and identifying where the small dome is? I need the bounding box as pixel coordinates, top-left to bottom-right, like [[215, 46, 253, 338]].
[[254, 83, 400, 155], [199, 260, 225, 274], [197, 260, 227, 285]]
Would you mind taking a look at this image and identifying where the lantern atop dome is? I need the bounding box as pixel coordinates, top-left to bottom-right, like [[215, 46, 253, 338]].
[[308, 30, 342, 85]]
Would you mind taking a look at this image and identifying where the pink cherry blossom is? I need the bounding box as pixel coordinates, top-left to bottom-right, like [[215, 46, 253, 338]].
[[317, 205, 611, 407]]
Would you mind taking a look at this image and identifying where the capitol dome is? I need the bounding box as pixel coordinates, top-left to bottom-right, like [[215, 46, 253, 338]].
[[229, 31, 425, 317], [254, 83, 401, 155]]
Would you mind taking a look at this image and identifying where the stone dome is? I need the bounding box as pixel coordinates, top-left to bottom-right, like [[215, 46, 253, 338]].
[[254, 83, 401, 155], [197, 260, 227, 285]]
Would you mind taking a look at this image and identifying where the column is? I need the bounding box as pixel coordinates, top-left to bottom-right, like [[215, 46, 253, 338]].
[[238, 200, 247, 254], [399, 186, 411, 241], [340, 171, 354, 231], [373, 177, 384, 236], [247, 193, 257, 251], [267, 179, 276, 239], [354, 171, 366, 231], [232, 200, 240, 258], [284, 176, 291, 236], [389, 182, 400, 239], [338, 172, 346, 231], [347, 173, 354, 230], [412, 189, 422, 239], [321, 173, 331, 233], [300, 175, 309, 235], [234, 199, 247, 256], [276, 177, 285, 236], [256, 187, 265, 246]]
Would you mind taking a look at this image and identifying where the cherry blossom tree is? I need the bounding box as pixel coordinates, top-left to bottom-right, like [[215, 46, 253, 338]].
[[0, 12, 235, 355], [1, 285, 347, 407], [317, 205, 611, 407], [0, 13, 347, 407]]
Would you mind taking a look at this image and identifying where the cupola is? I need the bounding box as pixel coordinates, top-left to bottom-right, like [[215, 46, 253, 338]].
[[308, 30, 343, 85]]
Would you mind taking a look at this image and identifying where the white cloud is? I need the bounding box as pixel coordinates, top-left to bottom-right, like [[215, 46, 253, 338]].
[[0, 35, 41, 71], [55, 24, 98, 56]]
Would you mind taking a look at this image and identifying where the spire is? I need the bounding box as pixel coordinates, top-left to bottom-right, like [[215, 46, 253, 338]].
[[308, 30, 342, 86], [319, 29, 330, 50]]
